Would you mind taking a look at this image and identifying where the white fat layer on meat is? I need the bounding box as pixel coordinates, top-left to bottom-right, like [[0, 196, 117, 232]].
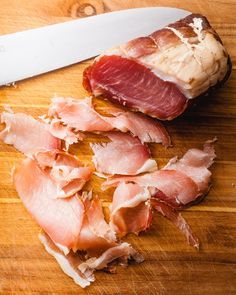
[[78, 242, 143, 280], [38, 232, 92, 288], [93, 171, 108, 179], [110, 186, 151, 215], [189, 18, 204, 42], [136, 159, 157, 174], [55, 242, 70, 255], [92, 156, 157, 176], [102, 18, 228, 99]]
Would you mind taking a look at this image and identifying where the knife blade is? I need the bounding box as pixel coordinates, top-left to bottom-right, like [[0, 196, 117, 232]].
[[0, 7, 189, 86]]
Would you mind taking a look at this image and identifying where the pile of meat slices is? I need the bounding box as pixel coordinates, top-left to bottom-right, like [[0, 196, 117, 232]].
[[0, 13, 230, 288], [0, 98, 216, 288]]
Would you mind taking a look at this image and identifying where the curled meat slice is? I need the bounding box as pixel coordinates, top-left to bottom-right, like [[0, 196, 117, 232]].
[[102, 106, 170, 145], [39, 232, 143, 288], [76, 194, 117, 255], [79, 242, 144, 281], [102, 170, 199, 208], [151, 200, 199, 248], [110, 182, 152, 237], [0, 111, 60, 156], [39, 232, 91, 288], [34, 150, 93, 198], [49, 97, 113, 132], [90, 132, 157, 175], [48, 97, 170, 145], [49, 118, 84, 149], [164, 139, 216, 193], [14, 160, 113, 253], [102, 140, 215, 208], [13, 158, 85, 249]]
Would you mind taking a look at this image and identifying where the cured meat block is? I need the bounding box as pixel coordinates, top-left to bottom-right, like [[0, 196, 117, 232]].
[[84, 14, 231, 120]]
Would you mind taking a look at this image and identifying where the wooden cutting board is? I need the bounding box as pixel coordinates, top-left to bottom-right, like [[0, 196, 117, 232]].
[[0, 1, 235, 294]]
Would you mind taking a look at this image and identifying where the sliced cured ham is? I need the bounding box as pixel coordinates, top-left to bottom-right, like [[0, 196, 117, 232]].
[[102, 140, 215, 208], [39, 232, 91, 288], [48, 97, 170, 145], [151, 200, 199, 248], [0, 111, 60, 156], [14, 158, 85, 249], [90, 133, 157, 175], [39, 231, 143, 288], [164, 139, 216, 194], [107, 180, 199, 248], [14, 159, 112, 252], [49, 97, 113, 132], [83, 14, 231, 120], [109, 182, 152, 237], [75, 194, 117, 255], [103, 170, 199, 208], [34, 150, 93, 198], [13, 157, 114, 253], [79, 242, 144, 281], [49, 118, 85, 149], [102, 106, 170, 145]]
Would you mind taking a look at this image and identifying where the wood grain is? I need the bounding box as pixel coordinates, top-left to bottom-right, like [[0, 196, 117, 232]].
[[0, 0, 236, 294]]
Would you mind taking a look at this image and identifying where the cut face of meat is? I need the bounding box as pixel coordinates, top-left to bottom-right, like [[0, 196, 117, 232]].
[[0, 111, 61, 156], [109, 182, 152, 237], [84, 55, 188, 120], [90, 132, 157, 175]]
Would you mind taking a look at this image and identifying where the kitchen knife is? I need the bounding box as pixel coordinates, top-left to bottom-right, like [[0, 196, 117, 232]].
[[0, 7, 189, 86]]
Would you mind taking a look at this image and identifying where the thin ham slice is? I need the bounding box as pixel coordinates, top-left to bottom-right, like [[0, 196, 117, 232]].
[[102, 140, 215, 208], [164, 139, 216, 194], [102, 170, 199, 208], [75, 194, 117, 255], [102, 106, 170, 145], [108, 181, 199, 248], [49, 118, 85, 149], [48, 97, 113, 132], [13, 158, 85, 249], [14, 158, 115, 252], [90, 133, 157, 176], [0, 111, 60, 156], [48, 97, 170, 145], [109, 182, 152, 237], [151, 200, 199, 248], [79, 242, 144, 281], [39, 232, 91, 288], [39, 231, 143, 288], [34, 150, 93, 198]]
